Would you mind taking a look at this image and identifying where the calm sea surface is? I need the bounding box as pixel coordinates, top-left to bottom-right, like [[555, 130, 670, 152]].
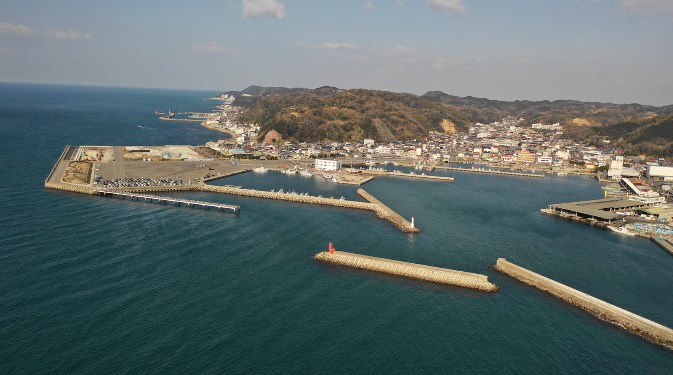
[[1, 83, 672, 374]]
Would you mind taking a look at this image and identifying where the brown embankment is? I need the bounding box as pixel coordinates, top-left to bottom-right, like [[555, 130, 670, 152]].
[[315, 251, 498, 292], [494, 258, 673, 351], [357, 188, 420, 233]]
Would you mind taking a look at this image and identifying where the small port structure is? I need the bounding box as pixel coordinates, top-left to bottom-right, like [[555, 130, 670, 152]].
[[96, 190, 240, 213], [494, 258, 673, 351], [315, 245, 498, 292]]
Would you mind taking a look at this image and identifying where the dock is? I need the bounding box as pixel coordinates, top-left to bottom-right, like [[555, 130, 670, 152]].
[[97, 190, 240, 212], [434, 166, 544, 178], [494, 258, 673, 351], [315, 250, 498, 292]]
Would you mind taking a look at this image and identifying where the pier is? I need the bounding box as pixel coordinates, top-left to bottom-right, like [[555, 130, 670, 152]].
[[97, 190, 240, 212], [494, 258, 673, 351], [315, 250, 498, 292], [434, 166, 544, 178]]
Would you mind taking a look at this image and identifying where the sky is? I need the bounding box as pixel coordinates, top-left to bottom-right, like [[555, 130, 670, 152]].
[[1, 0, 672, 105]]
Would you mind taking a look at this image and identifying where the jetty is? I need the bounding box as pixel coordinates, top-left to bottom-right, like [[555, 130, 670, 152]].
[[96, 190, 239, 212], [200, 185, 419, 233], [315, 250, 498, 292], [357, 188, 419, 233], [434, 166, 544, 178], [494, 258, 673, 351]]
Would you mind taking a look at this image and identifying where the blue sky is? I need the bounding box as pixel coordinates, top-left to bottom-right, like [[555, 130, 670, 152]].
[[1, 0, 672, 105]]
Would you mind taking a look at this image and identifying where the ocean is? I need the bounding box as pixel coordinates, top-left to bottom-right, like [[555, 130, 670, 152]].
[[1, 82, 672, 374]]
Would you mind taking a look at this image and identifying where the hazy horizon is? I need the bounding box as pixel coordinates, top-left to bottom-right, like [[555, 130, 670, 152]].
[[1, 0, 672, 106]]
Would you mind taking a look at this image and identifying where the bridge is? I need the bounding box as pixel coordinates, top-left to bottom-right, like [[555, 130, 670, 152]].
[[96, 190, 240, 213]]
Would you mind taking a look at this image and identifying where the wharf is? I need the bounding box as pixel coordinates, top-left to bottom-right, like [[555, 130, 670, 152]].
[[434, 166, 544, 178], [97, 190, 239, 212], [315, 250, 497, 292], [494, 258, 673, 351]]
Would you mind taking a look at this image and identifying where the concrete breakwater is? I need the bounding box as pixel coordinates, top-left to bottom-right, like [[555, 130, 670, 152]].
[[435, 166, 544, 178], [363, 169, 454, 182], [494, 258, 673, 351], [357, 188, 420, 233], [315, 251, 498, 292]]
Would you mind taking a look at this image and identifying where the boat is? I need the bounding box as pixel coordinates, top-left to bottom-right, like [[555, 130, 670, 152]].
[[300, 170, 313, 177], [323, 174, 333, 179], [608, 225, 636, 236], [557, 171, 567, 176], [285, 169, 297, 175], [253, 166, 268, 173], [331, 177, 338, 183]]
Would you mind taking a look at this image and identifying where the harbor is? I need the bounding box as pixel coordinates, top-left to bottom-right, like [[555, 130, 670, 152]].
[[315, 248, 498, 292]]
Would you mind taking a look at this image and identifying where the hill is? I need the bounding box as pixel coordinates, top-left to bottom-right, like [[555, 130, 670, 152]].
[[223, 86, 673, 148], [229, 87, 471, 142]]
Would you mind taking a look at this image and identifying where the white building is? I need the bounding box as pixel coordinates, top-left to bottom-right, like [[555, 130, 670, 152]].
[[315, 159, 342, 171], [363, 139, 375, 146], [647, 165, 673, 179], [537, 156, 553, 164], [608, 156, 624, 180]]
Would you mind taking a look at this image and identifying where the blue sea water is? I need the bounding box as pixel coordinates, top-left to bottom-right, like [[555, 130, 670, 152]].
[[1, 82, 672, 374]]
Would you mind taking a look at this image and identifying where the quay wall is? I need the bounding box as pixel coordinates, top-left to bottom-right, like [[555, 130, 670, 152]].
[[651, 236, 673, 257], [45, 145, 71, 184], [357, 188, 420, 233], [45, 182, 93, 195], [315, 251, 498, 292], [494, 258, 673, 351]]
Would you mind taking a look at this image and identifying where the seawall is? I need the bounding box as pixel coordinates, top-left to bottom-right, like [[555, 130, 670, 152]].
[[315, 251, 498, 292], [494, 258, 673, 351]]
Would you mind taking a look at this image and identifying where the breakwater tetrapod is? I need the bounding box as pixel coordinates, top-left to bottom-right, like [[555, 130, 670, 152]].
[[315, 247, 498, 292], [494, 258, 673, 351]]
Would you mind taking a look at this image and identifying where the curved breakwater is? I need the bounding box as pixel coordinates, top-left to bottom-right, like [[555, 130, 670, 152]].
[[494, 258, 673, 351], [315, 250, 498, 292]]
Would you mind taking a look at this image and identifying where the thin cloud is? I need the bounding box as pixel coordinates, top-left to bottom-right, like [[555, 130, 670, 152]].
[[620, 0, 673, 18], [44, 29, 91, 41], [0, 22, 34, 35], [0, 21, 92, 41], [363, 1, 375, 10], [316, 42, 359, 51], [299, 42, 359, 51], [242, 0, 287, 19], [426, 0, 467, 16], [193, 42, 227, 53]]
